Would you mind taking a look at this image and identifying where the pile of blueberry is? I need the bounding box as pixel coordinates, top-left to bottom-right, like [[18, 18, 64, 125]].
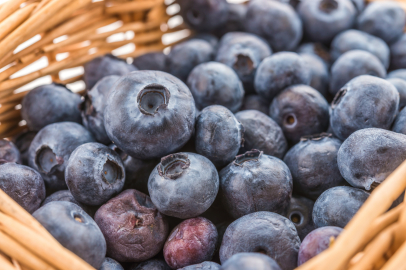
[[1, 0, 406, 269]]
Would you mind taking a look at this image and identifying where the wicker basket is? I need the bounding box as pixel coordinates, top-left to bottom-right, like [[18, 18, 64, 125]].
[[0, 0, 406, 269]]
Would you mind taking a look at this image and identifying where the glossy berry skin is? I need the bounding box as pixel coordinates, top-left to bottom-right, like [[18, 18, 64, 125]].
[[109, 144, 158, 195], [338, 128, 406, 190], [177, 0, 228, 32], [0, 163, 45, 213], [329, 50, 386, 96], [245, 0, 302, 51], [331, 30, 390, 69], [216, 32, 272, 92], [148, 152, 219, 219], [330, 76, 399, 141], [297, 43, 331, 67], [81, 75, 119, 144], [95, 189, 168, 262], [195, 105, 244, 168], [297, 226, 343, 265], [213, 3, 246, 37], [83, 54, 136, 90], [179, 261, 220, 270], [28, 122, 95, 192], [130, 259, 170, 270], [12, 131, 37, 165], [133, 52, 167, 72], [287, 196, 316, 241], [390, 34, 406, 70], [33, 201, 106, 268], [65, 143, 125, 206], [21, 84, 82, 131], [255, 52, 311, 102], [104, 71, 196, 160], [0, 139, 21, 164], [220, 150, 293, 219], [313, 186, 369, 228], [393, 107, 406, 135], [236, 110, 287, 159], [283, 134, 346, 200], [41, 190, 95, 217], [387, 78, 406, 110], [221, 253, 282, 270], [167, 40, 215, 82], [240, 95, 270, 115], [270, 85, 330, 145], [220, 211, 300, 270], [164, 217, 218, 269], [298, 0, 356, 44], [187, 62, 244, 112], [300, 54, 329, 99], [356, 1, 406, 44], [388, 69, 406, 81], [99, 258, 124, 270]]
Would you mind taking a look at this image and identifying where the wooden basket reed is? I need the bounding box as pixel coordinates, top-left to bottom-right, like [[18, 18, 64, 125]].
[[1, 0, 406, 269]]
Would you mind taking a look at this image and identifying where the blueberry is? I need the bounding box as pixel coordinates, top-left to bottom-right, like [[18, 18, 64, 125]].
[[187, 62, 244, 112], [388, 69, 406, 81], [297, 226, 343, 265], [148, 152, 219, 219], [313, 186, 369, 228], [356, 1, 406, 44], [269, 85, 330, 145], [240, 95, 270, 115], [109, 144, 158, 195], [130, 259, 170, 270], [33, 201, 106, 268], [216, 32, 272, 92], [255, 52, 311, 102], [298, 0, 356, 44], [299, 54, 330, 99], [195, 106, 244, 168], [283, 133, 346, 200], [81, 75, 120, 144], [235, 110, 288, 158], [387, 78, 406, 110], [338, 128, 406, 190], [245, 0, 302, 51], [213, 3, 246, 37], [297, 43, 331, 67], [28, 122, 95, 192], [21, 83, 82, 131], [12, 131, 36, 165], [167, 39, 215, 82], [95, 189, 168, 262], [331, 30, 390, 69], [219, 211, 300, 270], [220, 149, 293, 218], [177, 0, 228, 32], [133, 52, 168, 72], [164, 217, 218, 269], [0, 163, 45, 213], [330, 75, 399, 140], [179, 261, 220, 270], [99, 258, 124, 270], [221, 253, 282, 270], [287, 196, 316, 241], [191, 34, 219, 50], [42, 190, 96, 217], [0, 139, 21, 164], [393, 107, 406, 135], [104, 71, 196, 160], [84, 54, 136, 90], [390, 33, 406, 70], [329, 50, 387, 96], [65, 142, 125, 206]]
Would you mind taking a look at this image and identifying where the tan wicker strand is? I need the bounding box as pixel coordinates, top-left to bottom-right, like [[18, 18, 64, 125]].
[[0, 211, 94, 270], [381, 240, 406, 270], [0, 109, 21, 123], [0, 252, 17, 270], [0, 3, 38, 42], [106, 0, 162, 14], [0, 0, 27, 23]]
